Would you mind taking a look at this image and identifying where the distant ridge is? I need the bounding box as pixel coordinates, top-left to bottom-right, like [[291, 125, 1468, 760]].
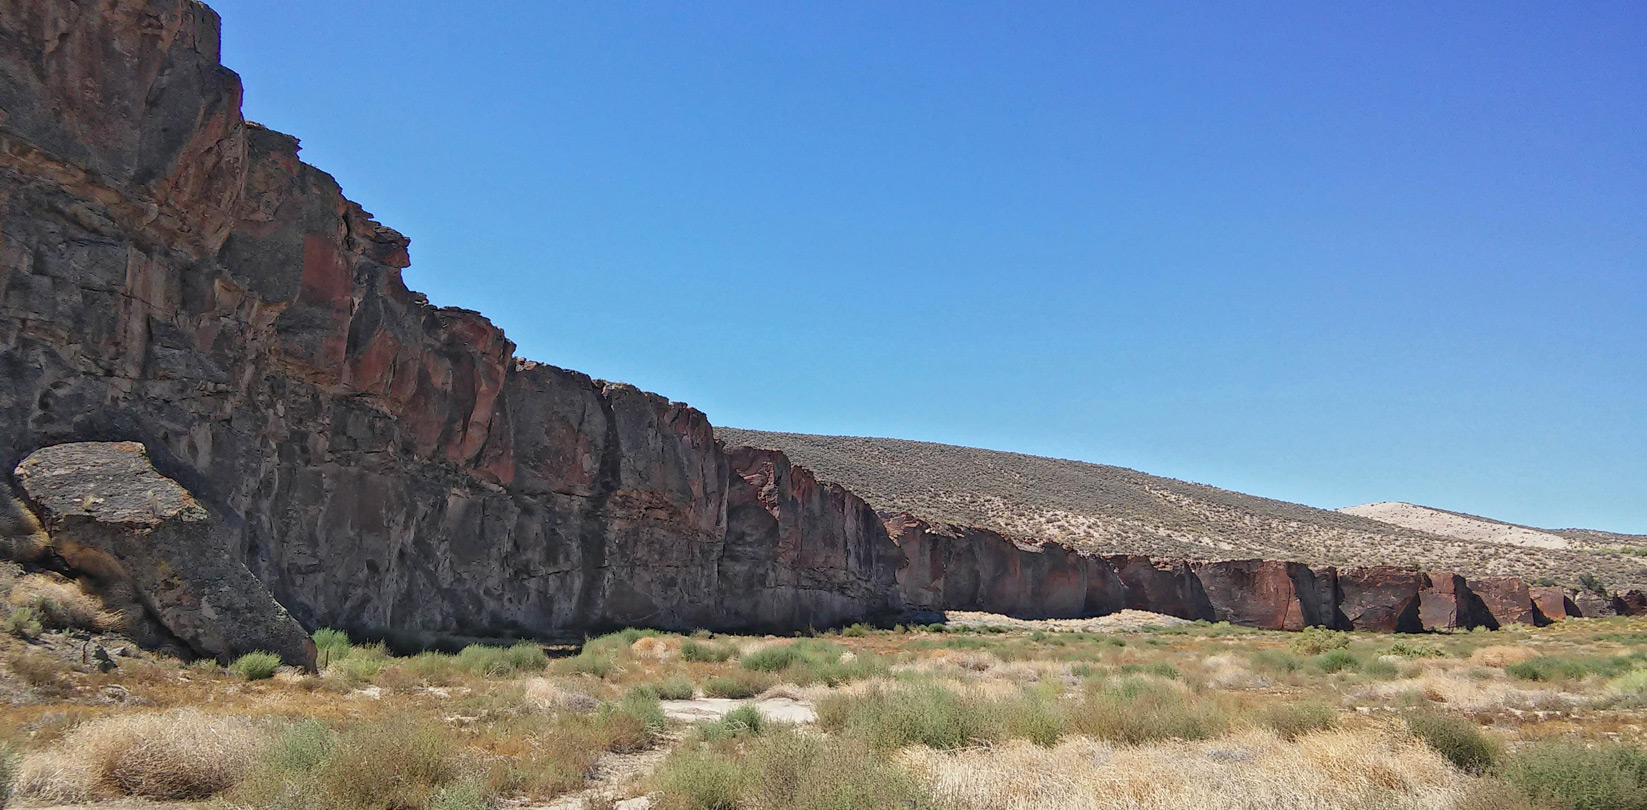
[[715, 429, 1647, 590]]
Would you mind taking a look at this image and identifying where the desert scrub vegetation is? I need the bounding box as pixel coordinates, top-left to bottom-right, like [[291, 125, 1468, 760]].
[[3, 614, 1646, 809], [228, 650, 282, 681]]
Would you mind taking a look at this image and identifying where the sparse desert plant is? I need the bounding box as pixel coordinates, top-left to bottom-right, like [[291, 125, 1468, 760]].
[[1607, 668, 1647, 699], [652, 744, 749, 810], [5, 574, 119, 632], [313, 716, 462, 810], [818, 681, 1004, 751], [457, 642, 548, 676], [1314, 649, 1361, 673], [229, 651, 281, 681], [654, 728, 934, 810], [1495, 740, 1647, 810], [651, 674, 696, 701], [1405, 711, 1497, 774], [703, 670, 773, 699], [1, 742, 17, 807], [1386, 640, 1444, 658], [595, 689, 668, 753], [313, 627, 352, 667], [1067, 675, 1228, 744], [681, 638, 735, 663], [1254, 700, 1339, 740], [7, 649, 70, 695], [15, 709, 265, 801], [701, 704, 768, 740], [1290, 627, 1350, 655], [3, 605, 41, 638]]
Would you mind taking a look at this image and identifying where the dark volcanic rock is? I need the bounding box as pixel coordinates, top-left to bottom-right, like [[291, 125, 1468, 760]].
[[1571, 590, 1621, 619], [14, 442, 314, 667], [1338, 567, 1424, 632], [1191, 560, 1336, 630], [1467, 576, 1535, 628], [1417, 573, 1492, 631], [1105, 554, 1215, 621], [0, 0, 903, 641], [886, 514, 1125, 619], [1529, 587, 1575, 623]]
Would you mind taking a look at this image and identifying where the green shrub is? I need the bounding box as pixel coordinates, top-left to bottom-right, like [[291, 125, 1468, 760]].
[[1506, 655, 1636, 682], [230, 651, 282, 681], [653, 675, 696, 700], [681, 639, 735, 663], [704, 670, 774, 699], [1003, 685, 1065, 746], [313, 627, 352, 666], [841, 623, 871, 637], [1068, 676, 1228, 745], [0, 742, 17, 807], [1362, 657, 1401, 679], [737, 639, 883, 686], [742, 729, 936, 810], [319, 716, 461, 810], [1119, 660, 1180, 679], [1251, 649, 1302, 674], [1255, 700, 1338, 740], [1290, 627, 1350, 655], [1405, 712, 1497, 774], [702, 705, 769, 741], [1496, 741, 1647, 810], [596, 689, 669, 753], [1315, 649, 1361, 673], [818, 681, 1003, 750], [456, 642, 549, 676], [653, 745, 750, 810], [1387, 640, 1444, 659], [1607, 668, 1647, 698], [3, 605, 41, 638]]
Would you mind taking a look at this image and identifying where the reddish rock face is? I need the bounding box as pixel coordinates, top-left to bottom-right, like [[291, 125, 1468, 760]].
[[1529, 587, 1575, 623], [1338, 567, 1424, 632], [0, 0, 902, 639], [1191, 560, 1335, 630], [1619, 590, 1647, 617], [1105, 555, 1214, 621], [1467, 577, 1535, 628], [1417, 573, 1494, 631], [1571, 591, 1621, 618], [886, 515, 1124, 619]]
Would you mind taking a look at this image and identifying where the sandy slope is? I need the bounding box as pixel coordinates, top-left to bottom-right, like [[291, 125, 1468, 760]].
[[1338, 502, 1571, 550]]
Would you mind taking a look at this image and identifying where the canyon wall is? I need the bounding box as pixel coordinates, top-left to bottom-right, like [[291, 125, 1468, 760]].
[[0, 0, 900, 643], [0, 0, 1639, 657]]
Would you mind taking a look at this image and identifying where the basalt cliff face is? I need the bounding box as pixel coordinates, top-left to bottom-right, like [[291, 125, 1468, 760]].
[[0, 0, 898, 647], [0, 0, 1637, 664]]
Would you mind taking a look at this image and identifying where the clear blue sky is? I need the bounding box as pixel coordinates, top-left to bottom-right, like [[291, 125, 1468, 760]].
[[211, 1, 1645, 532]]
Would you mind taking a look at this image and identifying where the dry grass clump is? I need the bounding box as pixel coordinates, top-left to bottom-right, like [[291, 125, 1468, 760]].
[[14, 709, 266, 801], [5, 573, 121, 632], [654, 727, 935, 810], [902, 725, 1466, 810], [1470, 645, 1539, 668]]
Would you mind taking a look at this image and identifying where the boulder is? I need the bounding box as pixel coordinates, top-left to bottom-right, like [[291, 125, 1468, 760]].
[[1466, 576, 1535, 627], [14, 442, 315, 668], [1191, 559, 1335, 630], [1571, 590, 1620, 618], [1418, 573, 1493, 631], [1529, 587, 1575, 623], [1338, 567, 1424, 632], [1619, 590, 1647, 617], [1105, 555, 1215, 621]]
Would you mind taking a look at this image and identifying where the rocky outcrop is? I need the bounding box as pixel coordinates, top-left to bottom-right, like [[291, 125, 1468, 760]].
[[0, 0, 903, 641], [1192, 560, 1338, 631], [1418, 573, 1493, 631], [1467, 577, 1535, 627], [1338, 567, 1424, 632], [13, 442, 313, 667], [886, 515, 1125, 619], [1530, 587, 1576, 623]]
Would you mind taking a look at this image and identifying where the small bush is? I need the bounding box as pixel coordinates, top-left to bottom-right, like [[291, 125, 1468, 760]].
[[681, 639, 736, 663], [20, 709, 265, 801], [1068, 676, 1227, 745], [1506, 655, 1635, 682], [1608, 668, 1647, 698], [737, 639, 883, 686], [1314, 649, 1361, 673], [316, 716, 460, 810], [1362, 657, 1401, 679], [1387, 640, 1444, 659], [1290, 627, 1350, 655], [229, 651, 282, 681], [841, 623, 871, 637], [703, 670, 774, 699], [652, 675, 696, 700], [1250, 649, 1302, 674], [597, 689, 668, 753], [1, 743, 17, 807], [818, 681, 1002, 750], [313, 628, 352, 665], [1405, 712, 1497, 774], [6, 574, 119, 632], [457, 642, 548, 676], [652, 745, 749, 810], [1255, 700, 1338, 740], [9, 649, 70, 694], [1496, 740, 1647, 810], [702, 705, 768, 740], [3, 605, 41, 638]]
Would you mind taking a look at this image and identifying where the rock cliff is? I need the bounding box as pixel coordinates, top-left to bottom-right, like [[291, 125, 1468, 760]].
[[0, 0, 901, 642]]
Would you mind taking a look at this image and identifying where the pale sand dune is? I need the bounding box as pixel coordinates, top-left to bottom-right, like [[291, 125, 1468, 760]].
[[1339, 502, 1571, 550]]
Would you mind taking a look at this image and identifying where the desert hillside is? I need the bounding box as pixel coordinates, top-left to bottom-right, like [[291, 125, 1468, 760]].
[[717, 429, 1647, 590]]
